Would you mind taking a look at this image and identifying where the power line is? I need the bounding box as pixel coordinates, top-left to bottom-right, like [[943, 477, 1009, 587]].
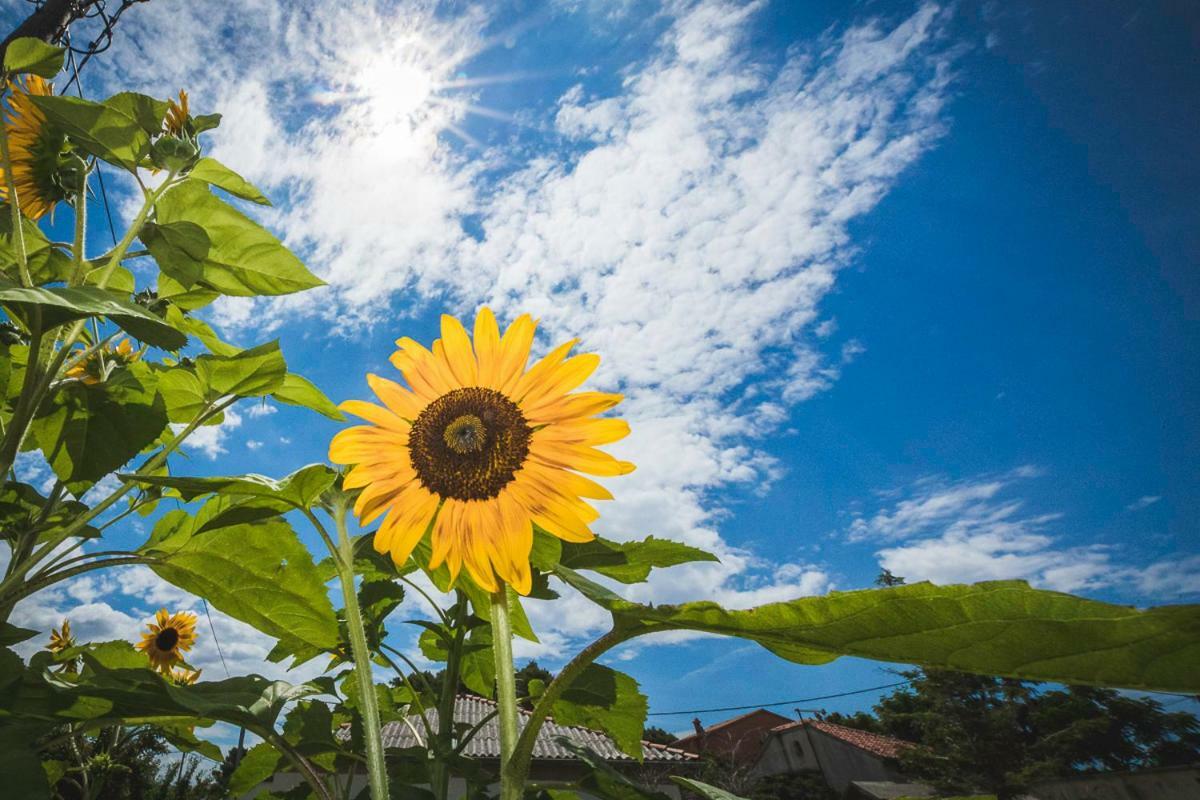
[[646, 680, 913, 717]]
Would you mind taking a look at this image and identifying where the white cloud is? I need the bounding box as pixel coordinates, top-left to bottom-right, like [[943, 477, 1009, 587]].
[[179, 407, 243, 459], [1125, 495, 1161, 511], [851, 469, 1200, 599], [77, 1, 955, 653], [245, 403, 278, 418]]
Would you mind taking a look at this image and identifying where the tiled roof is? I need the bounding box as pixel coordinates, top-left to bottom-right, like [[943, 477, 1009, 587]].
[[770, 719, 912, 760], [350, 694, 697, 763]]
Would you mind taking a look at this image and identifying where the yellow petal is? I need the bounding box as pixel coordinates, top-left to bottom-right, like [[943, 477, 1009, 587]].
[[439, 314, 478, 386], [474, 307, 502, 388], [495, 314, 537, 395], [519, 353, 600, 409], [367, 374, 424, 420]]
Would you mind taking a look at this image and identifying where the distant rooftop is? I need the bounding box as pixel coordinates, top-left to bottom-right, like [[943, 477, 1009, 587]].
[[353, 694, 698, 763], [771, 719, 914, 760]]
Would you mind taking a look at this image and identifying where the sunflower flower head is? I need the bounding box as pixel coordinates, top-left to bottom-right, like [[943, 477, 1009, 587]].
[[47, 618, 80, 674], [330, 308, 634, 596], [64, 338, 141, 385], [0, 74, 74, 220], [152, 90, 199, 172], [136, 609, 197, 673], [164, 90, 189, 137], [169, 666, 202, 686]]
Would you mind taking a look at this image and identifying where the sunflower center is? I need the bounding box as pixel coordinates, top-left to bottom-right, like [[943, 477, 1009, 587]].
[[155, 627, 180, 652], [410, 387, 532, 501], [443, 414, 485, 453]]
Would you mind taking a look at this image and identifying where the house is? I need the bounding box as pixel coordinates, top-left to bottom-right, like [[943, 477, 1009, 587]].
[[753, 718, 915, 795], [673, 709, 794, 766], [257, 694, 700, 799]]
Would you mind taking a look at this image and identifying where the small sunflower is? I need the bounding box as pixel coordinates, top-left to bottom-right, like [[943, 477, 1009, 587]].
[[136, 609, 197, 673], [64, 338, 140, 385], [330, 308, 634, 595], [48, 618, 80, 674], [48, 618, 75, 653], [0, 74, 68, 220], [169, 666, 202, 686], [164, 90, 189, 137]]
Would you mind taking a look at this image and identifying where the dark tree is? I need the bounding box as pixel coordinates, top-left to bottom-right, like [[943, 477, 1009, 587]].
[[874, 568, 906, 587], [515, 659, 554, 709], [872, 670, 1200, 800], [643, 726, 679, 745]]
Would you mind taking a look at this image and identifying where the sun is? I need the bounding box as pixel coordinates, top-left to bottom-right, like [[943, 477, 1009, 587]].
[[357, 57, 435, 124]]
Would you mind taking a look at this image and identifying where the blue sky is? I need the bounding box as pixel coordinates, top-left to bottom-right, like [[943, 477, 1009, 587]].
[[8, 0, 1198, 737]]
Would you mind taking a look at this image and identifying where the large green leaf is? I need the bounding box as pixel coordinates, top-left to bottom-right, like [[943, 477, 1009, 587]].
[[148, 179, 323, 296], [3, 38, 65, 78], [0, 203, 71, 284], [0, 481, 100, 543], [669, 778, 749, 800], [30, 363, 168, 495], [228, 741, 286, 795], [551, 664, 647, 760], [0, 277, 187, 349], [557, 569, 1200, 693], [138, 496, 338, 649], [122, 464, 336, 510], [559, 535, 718, 583], [189, 157, 271, 205], [196, 340, 287, 398], [27, 94, 147, 170], [272, 372, 344, 420]]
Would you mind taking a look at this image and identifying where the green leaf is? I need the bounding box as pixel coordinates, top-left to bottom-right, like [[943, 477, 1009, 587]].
[[559, 535, 718, 583], [552, 664, 647, 760], [0, 481, 100, 543], [140, 220, 209, 288], [196, 340, 287, 397], [139, 496, 339, 649], [27, 94, 147, 170], [553, 740, 671, 800], [150, 179, 323, 296], [557, 570, 1200, 694], [155, 366, 208, 423], [0, 722, 51, 800], [272, 372, 344, 420], [102, 92, 168, 136], [163, 305, 240, 356], [225, 743, 282, 796], [0, 277, 187, 350], [190, 157, 271, 205], [0, 213, 69, 284], [0, 622, 38, 646], [122, 464, 336, 510], [3, 38, 64, 78], [31, 363, 168, 495], [669, 778, 749, 800]]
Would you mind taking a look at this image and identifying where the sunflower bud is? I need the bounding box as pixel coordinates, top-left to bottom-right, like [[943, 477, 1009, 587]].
[[53, 151, 90, 197], [150, 134, 199, 173]]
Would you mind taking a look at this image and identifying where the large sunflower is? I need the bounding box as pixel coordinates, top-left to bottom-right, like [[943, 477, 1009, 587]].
[[0, 75, 68, 220], [330, 309, 634, 595], [136, 609, 197, 673]]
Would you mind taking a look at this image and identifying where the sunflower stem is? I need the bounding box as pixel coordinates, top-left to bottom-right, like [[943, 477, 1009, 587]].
[[67, 181, 87, 286], [331, 496, 390, 800], [489, 587, 522, 800]]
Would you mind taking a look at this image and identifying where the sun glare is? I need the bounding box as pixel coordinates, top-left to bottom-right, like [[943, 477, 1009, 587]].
[[359, 59, 435, 124]]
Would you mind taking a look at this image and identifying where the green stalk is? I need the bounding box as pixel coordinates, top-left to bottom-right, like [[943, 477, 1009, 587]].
[[431, 592, 468, 800], [490, 588, 522, 800], [331, 497, 390, 800], [507, 626, 635, 788], [67, 185, 87, 286]]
